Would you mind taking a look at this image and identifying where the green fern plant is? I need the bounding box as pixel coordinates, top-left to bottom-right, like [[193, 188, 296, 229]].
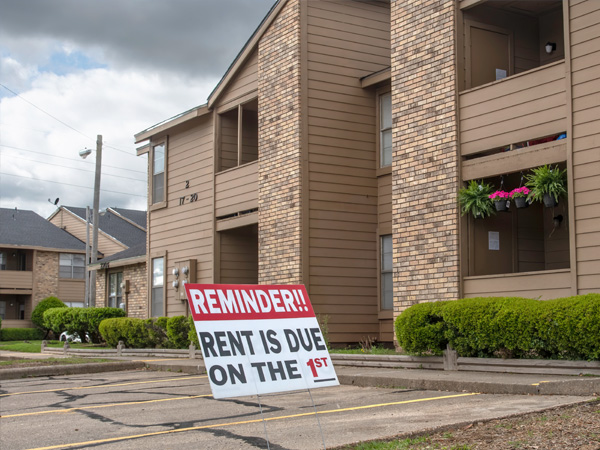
[[525, 165, 567, 204], [458, 180, 495, 219]]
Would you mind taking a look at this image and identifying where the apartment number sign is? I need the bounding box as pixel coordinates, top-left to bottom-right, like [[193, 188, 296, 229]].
[[179, 180, 198, 206]]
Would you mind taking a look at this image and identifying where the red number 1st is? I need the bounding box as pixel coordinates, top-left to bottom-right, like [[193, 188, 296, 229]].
[[306, 357, 329, 378]]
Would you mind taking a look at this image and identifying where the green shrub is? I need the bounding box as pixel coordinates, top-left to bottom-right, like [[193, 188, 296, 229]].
[[99, 316, 175, 348], [43, 307, 74, 335], [188, 315, 200, 349], [167, 316, 190, 349], [0, 328, 44, 341], [395, 294, 600, 361], [31, 297, 67, 332], [394, 300, 448, 355]]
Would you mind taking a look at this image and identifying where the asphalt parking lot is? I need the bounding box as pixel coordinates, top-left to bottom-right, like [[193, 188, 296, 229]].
[[1, 369, 592, 450]]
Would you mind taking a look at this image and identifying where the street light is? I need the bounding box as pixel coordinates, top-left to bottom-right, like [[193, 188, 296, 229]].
[[79, 135, 102, 307]]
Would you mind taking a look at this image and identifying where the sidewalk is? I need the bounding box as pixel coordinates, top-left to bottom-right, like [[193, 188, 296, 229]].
[[1, 349, 599, 396]]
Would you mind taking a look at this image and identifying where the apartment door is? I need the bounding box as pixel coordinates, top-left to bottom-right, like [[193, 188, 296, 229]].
[[468, 24, 512, 89]]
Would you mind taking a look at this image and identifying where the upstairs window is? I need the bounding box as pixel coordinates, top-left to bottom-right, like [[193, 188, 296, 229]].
[[379, 92, 392, 168], [0, 252, 5, 270], [59, 254, 85, 279], [152, 142, 166, 204], [218, 99, 258, 172]]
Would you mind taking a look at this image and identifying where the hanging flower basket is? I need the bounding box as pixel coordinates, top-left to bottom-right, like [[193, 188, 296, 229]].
[[543, 193, 558, 208], [509, 186, 530, 209], [489, 190, 510, 212], [458, 180, 495, 219]]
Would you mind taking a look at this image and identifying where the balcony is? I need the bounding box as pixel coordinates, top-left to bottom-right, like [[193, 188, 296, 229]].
[[0, 270, 33, 293], [215, 160, 258, 219], [459, 61, 567, 158]]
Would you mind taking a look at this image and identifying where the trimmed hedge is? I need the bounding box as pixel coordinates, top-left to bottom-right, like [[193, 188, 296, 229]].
[[31, 296, 67, 331], [0, 328, 44, 341], [394, 294, 600, 360], [42, 307, 126, 343], [99, 316, 193, 349]]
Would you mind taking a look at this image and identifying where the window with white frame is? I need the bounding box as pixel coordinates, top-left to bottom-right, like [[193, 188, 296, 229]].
[[59, 254, 85, 279], [380, 234, 393, 310], [151, 257, 164, 317], [108, 272, 123, 308], [152, 142, 165, 204], [379, 92, 392, 168]]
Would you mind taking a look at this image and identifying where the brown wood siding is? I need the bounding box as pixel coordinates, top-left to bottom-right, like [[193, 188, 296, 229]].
[[49, 209, 126, 257], [0, 271, 33, 291], [58, 279, 84, 303], [459, 61, 567, 156], [307, 0, 390, 342], [214, 161, 258, 217], [148, 116, 214, 317], [570, 0, 600, 293], [463, 269, 572, 299], [217, 49, 258, 109], [219, 225, 258, 284]]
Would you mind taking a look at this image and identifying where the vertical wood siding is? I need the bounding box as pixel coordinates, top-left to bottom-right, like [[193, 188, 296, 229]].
[[148, 116, 214, 317], [307, 0, 390, 341], [570, 0, 600, 293]]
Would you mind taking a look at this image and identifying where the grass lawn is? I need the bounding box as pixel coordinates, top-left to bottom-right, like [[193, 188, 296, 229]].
[[0, 340, 102, 353]]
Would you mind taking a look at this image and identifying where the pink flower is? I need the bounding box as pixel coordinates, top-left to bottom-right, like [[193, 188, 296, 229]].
[[509, 186, 530, 198], [489, 190, 510, 201]]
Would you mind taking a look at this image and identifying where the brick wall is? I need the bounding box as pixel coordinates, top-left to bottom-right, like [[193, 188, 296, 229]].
[[257, 0, 303, 284], [33, 251, 59, 310], [390, 0, 460, 316], [95, 263, 147, 318]]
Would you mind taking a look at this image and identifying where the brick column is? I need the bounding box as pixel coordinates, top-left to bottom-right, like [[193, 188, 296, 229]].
[[390, 0, 460, 316], [257, 0, 303, 284], [33, 251, 59, 306]]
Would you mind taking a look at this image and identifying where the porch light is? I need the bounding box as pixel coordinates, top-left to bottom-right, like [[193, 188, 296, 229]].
[[545, 42, 556, 54]]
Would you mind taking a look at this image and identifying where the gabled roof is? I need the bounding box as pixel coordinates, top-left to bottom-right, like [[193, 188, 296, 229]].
[[60, 206, 146, 249], [0, 208, 86, 252], [108, 207, 146, 230], [90, 242, 146, 270]]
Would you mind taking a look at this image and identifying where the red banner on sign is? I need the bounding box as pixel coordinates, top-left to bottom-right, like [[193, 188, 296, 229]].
[[185, 284, 315, 321]]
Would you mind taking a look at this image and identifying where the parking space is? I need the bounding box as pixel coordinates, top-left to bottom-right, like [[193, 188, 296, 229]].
[[0, 370, 590, 449]]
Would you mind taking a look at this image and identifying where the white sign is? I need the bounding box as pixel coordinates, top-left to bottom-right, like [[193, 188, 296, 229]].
[[185, 284, 339, 399]]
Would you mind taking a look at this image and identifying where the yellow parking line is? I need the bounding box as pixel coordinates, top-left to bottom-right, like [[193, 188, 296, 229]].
[[530, 381, 552, 386], [0, 375, 208, 397], [2, 394, 212, 418], [25, 392, 480, 450]]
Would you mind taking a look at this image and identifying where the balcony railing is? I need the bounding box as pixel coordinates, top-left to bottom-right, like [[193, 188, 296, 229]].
[[215, 160, 258, 218], [459, 61, 566, 157], [0, 270, 33, 292]]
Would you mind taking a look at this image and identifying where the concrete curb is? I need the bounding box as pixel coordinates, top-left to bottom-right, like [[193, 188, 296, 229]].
[[0, 361, 145, 380], [143, 361, 206, 375]]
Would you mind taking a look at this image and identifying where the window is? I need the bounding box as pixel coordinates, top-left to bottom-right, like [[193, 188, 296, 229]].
[[59, 254, 85, 279], [152, 142, 165, 204], [151, 257, 164, 317], [0, 301, 5, 320], [108, 272, 123, 308], [0, 252, 5, 270], [380, 235, 393, 310], [379, 92, 392, 168], [218, 98, 258, 172]]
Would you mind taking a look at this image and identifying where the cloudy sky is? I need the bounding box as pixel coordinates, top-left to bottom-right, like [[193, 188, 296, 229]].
[[0, 0, 276, 219]]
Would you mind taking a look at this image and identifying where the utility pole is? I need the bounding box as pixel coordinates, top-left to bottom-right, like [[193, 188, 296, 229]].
[[85, 206, 91, 307], [90, 135, 102, 307]]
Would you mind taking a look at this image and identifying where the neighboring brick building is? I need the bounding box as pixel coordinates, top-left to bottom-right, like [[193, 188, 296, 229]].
[[135, 0, 600, 344], [0, 208, 86, 328]]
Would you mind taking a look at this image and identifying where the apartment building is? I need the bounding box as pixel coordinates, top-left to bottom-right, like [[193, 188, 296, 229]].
[[0, 208, 86, 328], [135, 0, 599, 344]]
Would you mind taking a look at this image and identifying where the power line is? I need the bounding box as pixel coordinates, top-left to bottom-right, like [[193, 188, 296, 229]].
[[0, 144, 147, 175], [0, 83, 93, 142], [2, 154, 146, 183], [0, 83, 139, 158], [0, 172, 147, 198]]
